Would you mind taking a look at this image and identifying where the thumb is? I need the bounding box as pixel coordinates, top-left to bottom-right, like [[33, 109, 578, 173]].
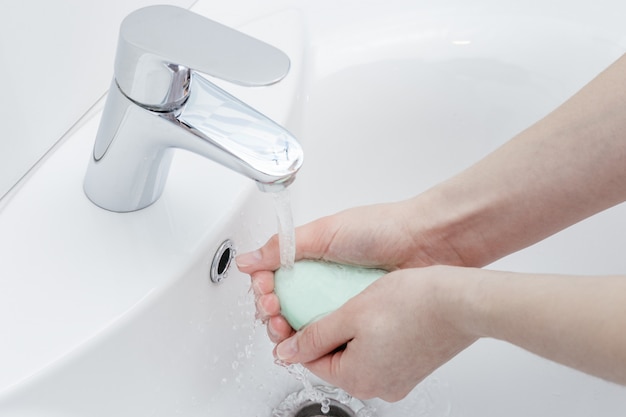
[[236, 235, 281, 274], [237, 216, 341, 274], [275, 312, 352, 364]]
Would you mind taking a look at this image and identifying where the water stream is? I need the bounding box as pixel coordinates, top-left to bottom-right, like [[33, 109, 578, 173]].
[[272, 188, 296, 269], [279, 361, 332, 413], [270, 188, 376, 416], [272, 189, 331, 413]]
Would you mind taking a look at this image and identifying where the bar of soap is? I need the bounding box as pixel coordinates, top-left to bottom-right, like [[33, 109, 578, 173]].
[[274, 260, 387, 330]]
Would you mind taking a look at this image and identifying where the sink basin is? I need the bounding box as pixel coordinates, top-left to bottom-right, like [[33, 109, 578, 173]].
[[0, 4, 305, 416], [1, 0, 626, 416]]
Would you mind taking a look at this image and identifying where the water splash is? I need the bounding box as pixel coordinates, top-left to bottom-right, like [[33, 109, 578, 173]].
[[276, 361, 329, 411], [271, 366, 377, 416], [272, 188, 296, 269], [272, 361, 377, 416], [356, 406, 377, 417], [270, 190, 378, 416]]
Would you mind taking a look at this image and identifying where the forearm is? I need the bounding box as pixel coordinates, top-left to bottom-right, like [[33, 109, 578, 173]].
[[451, 268, 626, 384], [412, 53, 626, 267]]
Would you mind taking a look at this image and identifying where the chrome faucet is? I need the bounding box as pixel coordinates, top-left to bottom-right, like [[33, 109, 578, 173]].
[[84, 5, 303, 212]]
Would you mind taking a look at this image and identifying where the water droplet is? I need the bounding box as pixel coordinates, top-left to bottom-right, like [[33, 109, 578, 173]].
[[356, 406, 377, 417], [320, 397, 331, 414]]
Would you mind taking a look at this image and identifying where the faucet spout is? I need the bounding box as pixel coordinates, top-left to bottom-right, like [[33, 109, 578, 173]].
[[83, 5, 303, 212], [176, 73, 303, 190]]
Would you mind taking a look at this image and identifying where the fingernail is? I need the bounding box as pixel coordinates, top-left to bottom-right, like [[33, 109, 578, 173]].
[[276, 336, 298, 361], [236, 250, 262, 268]]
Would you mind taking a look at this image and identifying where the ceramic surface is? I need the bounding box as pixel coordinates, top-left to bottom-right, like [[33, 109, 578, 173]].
[[1, 1, 625, 416]]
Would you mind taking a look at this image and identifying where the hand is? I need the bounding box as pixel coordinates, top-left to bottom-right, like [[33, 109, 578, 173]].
[[272, 266, 478, 401], [236, 200, 467, 343], [234, 54, 626, 399]]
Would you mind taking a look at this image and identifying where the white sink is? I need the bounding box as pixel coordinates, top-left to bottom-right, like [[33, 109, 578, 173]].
[[1, 1, 626, 416]]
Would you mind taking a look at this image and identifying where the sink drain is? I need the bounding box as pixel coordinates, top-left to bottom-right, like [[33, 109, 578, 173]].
[[291, 399, 356, 417], [272, 386, 376, 417], [210, 239, 235, 283]]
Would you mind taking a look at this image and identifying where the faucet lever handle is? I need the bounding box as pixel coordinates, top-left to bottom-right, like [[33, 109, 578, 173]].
[[115, 5, 291, 109]]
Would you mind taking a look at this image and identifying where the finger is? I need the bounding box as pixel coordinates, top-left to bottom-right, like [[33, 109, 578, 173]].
[[236, 235, 281, 274], [305, 347, 404, 402], [267, 315, 295, 343], [255, 293, 281, 320], [250, 270, 275, 296], [274, 310, 353, 365], [302, 349, 347, 392], [237, 215, 341, 274]]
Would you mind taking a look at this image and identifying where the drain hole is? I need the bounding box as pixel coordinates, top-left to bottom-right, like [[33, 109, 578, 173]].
[[294, 400, 355, 417], [217, 247, 231, 275], [273, 386, 375, 417], [210, 239, 235, 283]]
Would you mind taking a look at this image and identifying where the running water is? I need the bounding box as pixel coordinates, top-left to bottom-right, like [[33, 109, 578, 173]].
[[276, 361, 332, 414], [273, 360, 377, 416], [272, 190, 331, 413], [272, 189, 374, 415], [272, 188, 296, 269]]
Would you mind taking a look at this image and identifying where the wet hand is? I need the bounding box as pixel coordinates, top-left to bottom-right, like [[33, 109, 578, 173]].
[[272, 266, 478, 401], [238, 202, 430, 340], [236, 200, 470, 343]]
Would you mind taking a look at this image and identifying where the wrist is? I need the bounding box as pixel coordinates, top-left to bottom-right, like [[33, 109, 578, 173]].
[[403, 187, 499, 268], [431, 265, 490, 339]]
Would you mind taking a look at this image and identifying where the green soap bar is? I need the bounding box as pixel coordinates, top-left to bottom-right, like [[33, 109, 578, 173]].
[[274, 260, 387, 330]]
